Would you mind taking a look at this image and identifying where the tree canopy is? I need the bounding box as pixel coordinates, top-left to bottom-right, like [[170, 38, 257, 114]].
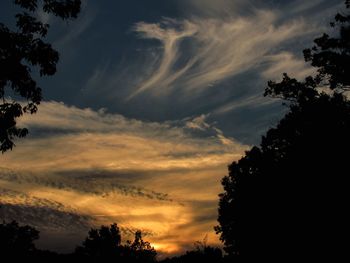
[[0, 0, 81, 152], [216, 0, 350, 259]]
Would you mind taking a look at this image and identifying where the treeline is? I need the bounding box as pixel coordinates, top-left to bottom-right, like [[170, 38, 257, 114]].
[[0, 220, 225, 262]]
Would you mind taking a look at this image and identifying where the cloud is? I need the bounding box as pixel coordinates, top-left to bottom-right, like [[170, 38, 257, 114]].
[[76, 0, 338, 144], [128, 19, 198, 99], [2, 101, 246, 172], [127, 9, 314, 99], [54, 0, 95, 48], [1, 101, 248, 253], [0, 187, 169, 252], [0, 168, 174, 202], [213, 94, 275, 114], [178, 0, 255, 18], [0, 189, 92, 232], [2, 0, 342, 255], [285, 0, 327, 14], [261, 52, 316, 81]]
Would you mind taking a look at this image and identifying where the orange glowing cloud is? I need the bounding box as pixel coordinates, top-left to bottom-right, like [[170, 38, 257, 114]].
[[0, 101, 249, 254]]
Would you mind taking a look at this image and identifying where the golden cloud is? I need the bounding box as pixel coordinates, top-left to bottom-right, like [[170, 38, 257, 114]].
[[1, 101, 249, 254]]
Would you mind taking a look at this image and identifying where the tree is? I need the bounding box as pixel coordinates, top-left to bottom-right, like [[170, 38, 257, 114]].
[[75, 223, 122, 259], [0, 220, 39, 257], [0, 0, 81, 152], [124, 230, 157, 262], [216, 1, 350, 258], [75, 223, 157, 261], [303, 0, 350, 91]]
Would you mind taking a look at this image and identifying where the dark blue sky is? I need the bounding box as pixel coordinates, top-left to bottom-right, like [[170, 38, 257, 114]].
[[1, 0, 345, 254], [0, 0, 343, 254], [1, 0, 343, 144]]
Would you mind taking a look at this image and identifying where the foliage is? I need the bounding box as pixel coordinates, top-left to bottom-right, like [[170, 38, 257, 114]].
[[0, 220, 39, 256], [0, 0, 81, 152], [0, 219, 226, 262], [124, 230, 157, 262], [216, 0, 350, 258], [75, 223, 122, 259], [75, 223, 157, 262]]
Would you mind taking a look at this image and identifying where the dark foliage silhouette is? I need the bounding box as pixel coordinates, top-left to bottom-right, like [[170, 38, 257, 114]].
[[216, 1, 350, 259], [75, 223, 123, 259], [0, 219, 227, 262], [303, 0, 350, 91], [0, 220, 39, 256], [162, 238, 223, 263], [124, 230, 157, 262], [0, 0, 81, 152], [75, 223, 157, 262]]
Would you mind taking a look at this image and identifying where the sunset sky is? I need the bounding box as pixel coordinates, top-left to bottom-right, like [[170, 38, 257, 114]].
[[0, 0, 342, 256]]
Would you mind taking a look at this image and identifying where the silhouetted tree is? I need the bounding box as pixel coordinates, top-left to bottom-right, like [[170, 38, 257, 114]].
[[0, 219, 71, 261], [75, 223, 157, 261], [216, 1, 350, 259], [303, 0, 350, 91], [124, 230, 157, 262], [75, 223, 122, 259], [0, 220, 39, 257], [0, 220, 160, 261], [0, 0, 81, 152]]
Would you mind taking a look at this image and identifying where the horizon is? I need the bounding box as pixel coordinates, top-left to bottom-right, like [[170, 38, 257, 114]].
[[0, 0, 344, 256]]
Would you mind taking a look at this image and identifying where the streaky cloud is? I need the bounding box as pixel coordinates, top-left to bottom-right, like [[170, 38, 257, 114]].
[[1, 101, 247, 253], [0, 167, 174, 202], [0, 188, 92, 232], [128, 19, 198, 99], [261, 52, 316, 81], [128, 10, 315, 98]]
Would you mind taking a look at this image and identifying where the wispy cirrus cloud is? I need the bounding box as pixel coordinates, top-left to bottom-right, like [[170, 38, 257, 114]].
[[54, 0, 96, 49], [128, 19, 198, 99], [261, 51, 316, 81], [3, 101, 245, 172], [76, 0, 338, 146], [1, 0, 343, 256], [127, 9, 314, 99]]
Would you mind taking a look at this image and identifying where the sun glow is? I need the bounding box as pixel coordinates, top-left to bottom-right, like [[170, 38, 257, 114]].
[[0, 101, 248, 253]]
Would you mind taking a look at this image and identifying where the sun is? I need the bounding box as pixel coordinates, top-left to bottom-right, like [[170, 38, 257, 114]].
[[151, 243, 180, 255]]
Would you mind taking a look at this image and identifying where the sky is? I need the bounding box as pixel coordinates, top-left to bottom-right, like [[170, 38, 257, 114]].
[[0, 0, 344, 256]]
